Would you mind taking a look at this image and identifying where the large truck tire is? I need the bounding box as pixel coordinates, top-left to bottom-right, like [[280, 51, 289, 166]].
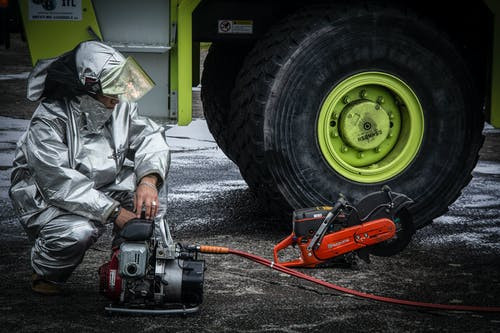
[[201, 43, 252, 162], [230, 4, 484, 228]]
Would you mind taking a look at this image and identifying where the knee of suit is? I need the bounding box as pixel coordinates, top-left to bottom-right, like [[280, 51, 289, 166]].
[[69, 224, 98, 254], [46, 223, 99, 258]]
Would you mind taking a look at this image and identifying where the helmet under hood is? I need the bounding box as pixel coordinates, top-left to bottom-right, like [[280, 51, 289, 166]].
[[27, 41, 154, 102]]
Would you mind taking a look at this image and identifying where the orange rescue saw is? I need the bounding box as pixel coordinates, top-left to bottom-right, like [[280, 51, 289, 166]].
[[273, 186, 415, 267]]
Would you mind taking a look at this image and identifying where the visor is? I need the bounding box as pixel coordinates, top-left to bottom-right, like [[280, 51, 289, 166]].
[[100, 56, 155, 102]]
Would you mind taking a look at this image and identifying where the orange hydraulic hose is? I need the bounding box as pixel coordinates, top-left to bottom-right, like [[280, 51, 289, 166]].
[[197, 246, 500, 313], [199, 245, 229, 254]]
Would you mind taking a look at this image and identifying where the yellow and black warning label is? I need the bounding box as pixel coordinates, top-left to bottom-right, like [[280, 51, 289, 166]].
[[218, 20, 254, 34]]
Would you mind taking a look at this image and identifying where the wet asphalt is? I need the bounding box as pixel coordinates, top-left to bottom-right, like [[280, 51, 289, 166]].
[[0, 130, 499, 332], [1, 35, 500, 332]]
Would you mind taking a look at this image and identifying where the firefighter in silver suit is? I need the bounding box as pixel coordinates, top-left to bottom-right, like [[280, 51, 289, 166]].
[[9, 41, 170, 295]]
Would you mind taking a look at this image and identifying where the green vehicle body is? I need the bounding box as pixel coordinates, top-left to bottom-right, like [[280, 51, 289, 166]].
[[18, 0, 500, 128], [486, 0, 500, 128]]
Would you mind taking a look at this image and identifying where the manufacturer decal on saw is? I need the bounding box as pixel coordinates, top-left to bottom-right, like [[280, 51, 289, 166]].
[[327, 238, 350, 248]]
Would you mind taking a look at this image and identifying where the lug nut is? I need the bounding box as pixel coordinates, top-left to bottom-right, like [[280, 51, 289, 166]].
[[358, 152, 365, 158], [343, 96, 351, 104], [377, 96, 385, 104], [375, 147, 381, 153], [342, 146, 349, 153], [359, 90, 367, 98]]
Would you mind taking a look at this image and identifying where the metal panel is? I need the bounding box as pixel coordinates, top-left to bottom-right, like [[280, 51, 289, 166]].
[[124, 52, 169, 120], [92, 0, 170, 120], [92, 0, 170, 51]]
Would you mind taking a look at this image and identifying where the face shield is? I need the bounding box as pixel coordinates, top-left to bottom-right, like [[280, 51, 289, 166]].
[[100, 56, 155, 102]]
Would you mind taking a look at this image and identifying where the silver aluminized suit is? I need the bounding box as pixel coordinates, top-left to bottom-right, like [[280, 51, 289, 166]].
[[9, 41, 170, 283]]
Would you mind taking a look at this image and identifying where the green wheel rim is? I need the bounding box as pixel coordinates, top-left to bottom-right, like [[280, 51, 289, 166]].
[[317, 72, 424, 183]]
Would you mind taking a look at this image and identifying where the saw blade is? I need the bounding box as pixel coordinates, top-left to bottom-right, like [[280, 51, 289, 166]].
[[350, 188, 415, 257]]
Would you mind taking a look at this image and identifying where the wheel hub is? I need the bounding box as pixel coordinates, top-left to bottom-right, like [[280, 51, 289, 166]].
[[339, 100, 390, 151], [317, 72, 424, 183]]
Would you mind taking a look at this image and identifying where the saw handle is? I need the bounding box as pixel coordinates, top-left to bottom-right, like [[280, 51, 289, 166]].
[[273, 235, 307, 267]]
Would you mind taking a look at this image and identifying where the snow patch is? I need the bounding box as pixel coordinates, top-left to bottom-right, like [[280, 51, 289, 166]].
[[434, 215, 466, 225], [0, 116, 29, 130], [463, 194, 500, 209], [167, 137, 217, 152], [483, 122, 500, 134], [166, 119, 215, 141], [234, 286, 265, 296], [0, 130, 25, 143], [169, 180, 247, 202], [465, 218, 500, 227], [0, 152, 15, 168], [176, 217, 212, 226], [424, 232, 500, 249], [171, 148, 229, 166], [168, 192, 208, 202], [175, 180, 247, 193], [474, 161, 500, 175], [0, 72, 30, 81], [482, 226, 500, 234], [165, 119, 218, 151], [0, 168, 12, 196], [0, 188, 11, 200]]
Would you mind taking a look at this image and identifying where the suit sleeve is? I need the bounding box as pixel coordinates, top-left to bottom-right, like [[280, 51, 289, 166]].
[[127, 104, 170, 188]]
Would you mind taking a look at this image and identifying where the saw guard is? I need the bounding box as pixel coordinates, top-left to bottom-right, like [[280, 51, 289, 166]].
[[273, 218, 396, 268]]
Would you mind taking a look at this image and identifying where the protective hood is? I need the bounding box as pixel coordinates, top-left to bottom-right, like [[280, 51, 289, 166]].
[[27, 41, 126, 101], [100, 56, 155, 102]]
